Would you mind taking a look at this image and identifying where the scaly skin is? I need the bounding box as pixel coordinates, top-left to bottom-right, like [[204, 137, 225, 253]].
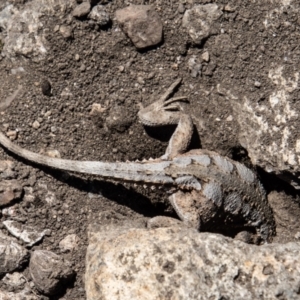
[[0, 79, 275, 243]]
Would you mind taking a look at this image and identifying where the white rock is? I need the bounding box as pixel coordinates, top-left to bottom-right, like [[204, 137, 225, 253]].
[[3, 220, 48, 247], [59, 234, 80, 252]]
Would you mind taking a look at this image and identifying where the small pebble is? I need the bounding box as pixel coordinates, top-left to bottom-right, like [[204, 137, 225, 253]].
[[224, 4, 235, 12], [148, 72, 155, 79], [59, 234, 80, 252], [254, 81, 261, 87], [178, 3, 185, 14], [72, 2, 91, 18], [137, 76, 145, 85], [118, 65, 125, 72], [295, 232, 300, 240], [90, 103, 107, 115], [226, 115, 233, 122], [80, 64, 86, 72], [202, 51, 210, 62], [88, 5, 110, 26], [32, 121, 40, 129], [44, 110, 52, 117], [45, 149, 61, 158], [59, 25, 73, 39], [6, 130, 17, 140], [41, 79, 52, 96]]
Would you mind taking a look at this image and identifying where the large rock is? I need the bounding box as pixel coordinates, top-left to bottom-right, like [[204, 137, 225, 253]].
[[213, 2, 300, 187], [115, 5, 163, 49], [221, 63, 300, 186], [86, 225, 300, 300]]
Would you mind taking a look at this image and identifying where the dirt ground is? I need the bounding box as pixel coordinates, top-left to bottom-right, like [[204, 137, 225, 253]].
[[0, 0, 300, 299]]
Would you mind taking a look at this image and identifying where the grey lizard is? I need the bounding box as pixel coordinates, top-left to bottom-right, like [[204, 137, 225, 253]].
[[0, 79, 275, 243]]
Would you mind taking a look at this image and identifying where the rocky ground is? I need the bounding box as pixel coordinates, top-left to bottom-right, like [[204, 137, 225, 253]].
[[0, 0, 300, 299]]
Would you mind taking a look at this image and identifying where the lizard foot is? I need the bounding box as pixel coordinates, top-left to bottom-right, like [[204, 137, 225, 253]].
[[138, 79, 194, 158]]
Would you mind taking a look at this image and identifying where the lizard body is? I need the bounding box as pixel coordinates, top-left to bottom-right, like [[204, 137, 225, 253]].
[[0, 79, 275, 243]]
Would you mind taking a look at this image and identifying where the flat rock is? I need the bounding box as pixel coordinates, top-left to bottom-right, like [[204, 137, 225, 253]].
[[3, 220, 48, 247], [0, 180, 22, 207], [86, 226, 300, 300], [0, 231, 29, 275], [115, 5, 163, 49], [30, 250, 74, 295], [182, 4, 222, 45]]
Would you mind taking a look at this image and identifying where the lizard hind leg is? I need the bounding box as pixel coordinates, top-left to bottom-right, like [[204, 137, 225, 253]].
[[169, 190, 218, 230]]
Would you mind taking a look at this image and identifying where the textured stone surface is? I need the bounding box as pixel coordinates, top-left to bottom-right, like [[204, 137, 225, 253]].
[[115, 5, 163, 49], [0, 231, 29, 275], [0, 160, 15, 179], [86, 226, 300, 300], [1, 0, 76, 60], [59, 234, 80, 252], [0, 289, 38, 300], [182, 4, 222, 45], [221, 63, 300, 185], [30, 250, 74, 295], [88, 4, 110, 26]]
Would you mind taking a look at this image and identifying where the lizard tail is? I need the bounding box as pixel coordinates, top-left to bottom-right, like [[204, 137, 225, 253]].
[[0, 131, 174, 185]]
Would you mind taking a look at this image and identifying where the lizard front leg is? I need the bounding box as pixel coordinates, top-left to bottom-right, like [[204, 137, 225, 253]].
[[138, 79, 194, 159]]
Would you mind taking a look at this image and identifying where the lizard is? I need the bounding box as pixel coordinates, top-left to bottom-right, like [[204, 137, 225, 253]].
[[0, 78, 275, 244]]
